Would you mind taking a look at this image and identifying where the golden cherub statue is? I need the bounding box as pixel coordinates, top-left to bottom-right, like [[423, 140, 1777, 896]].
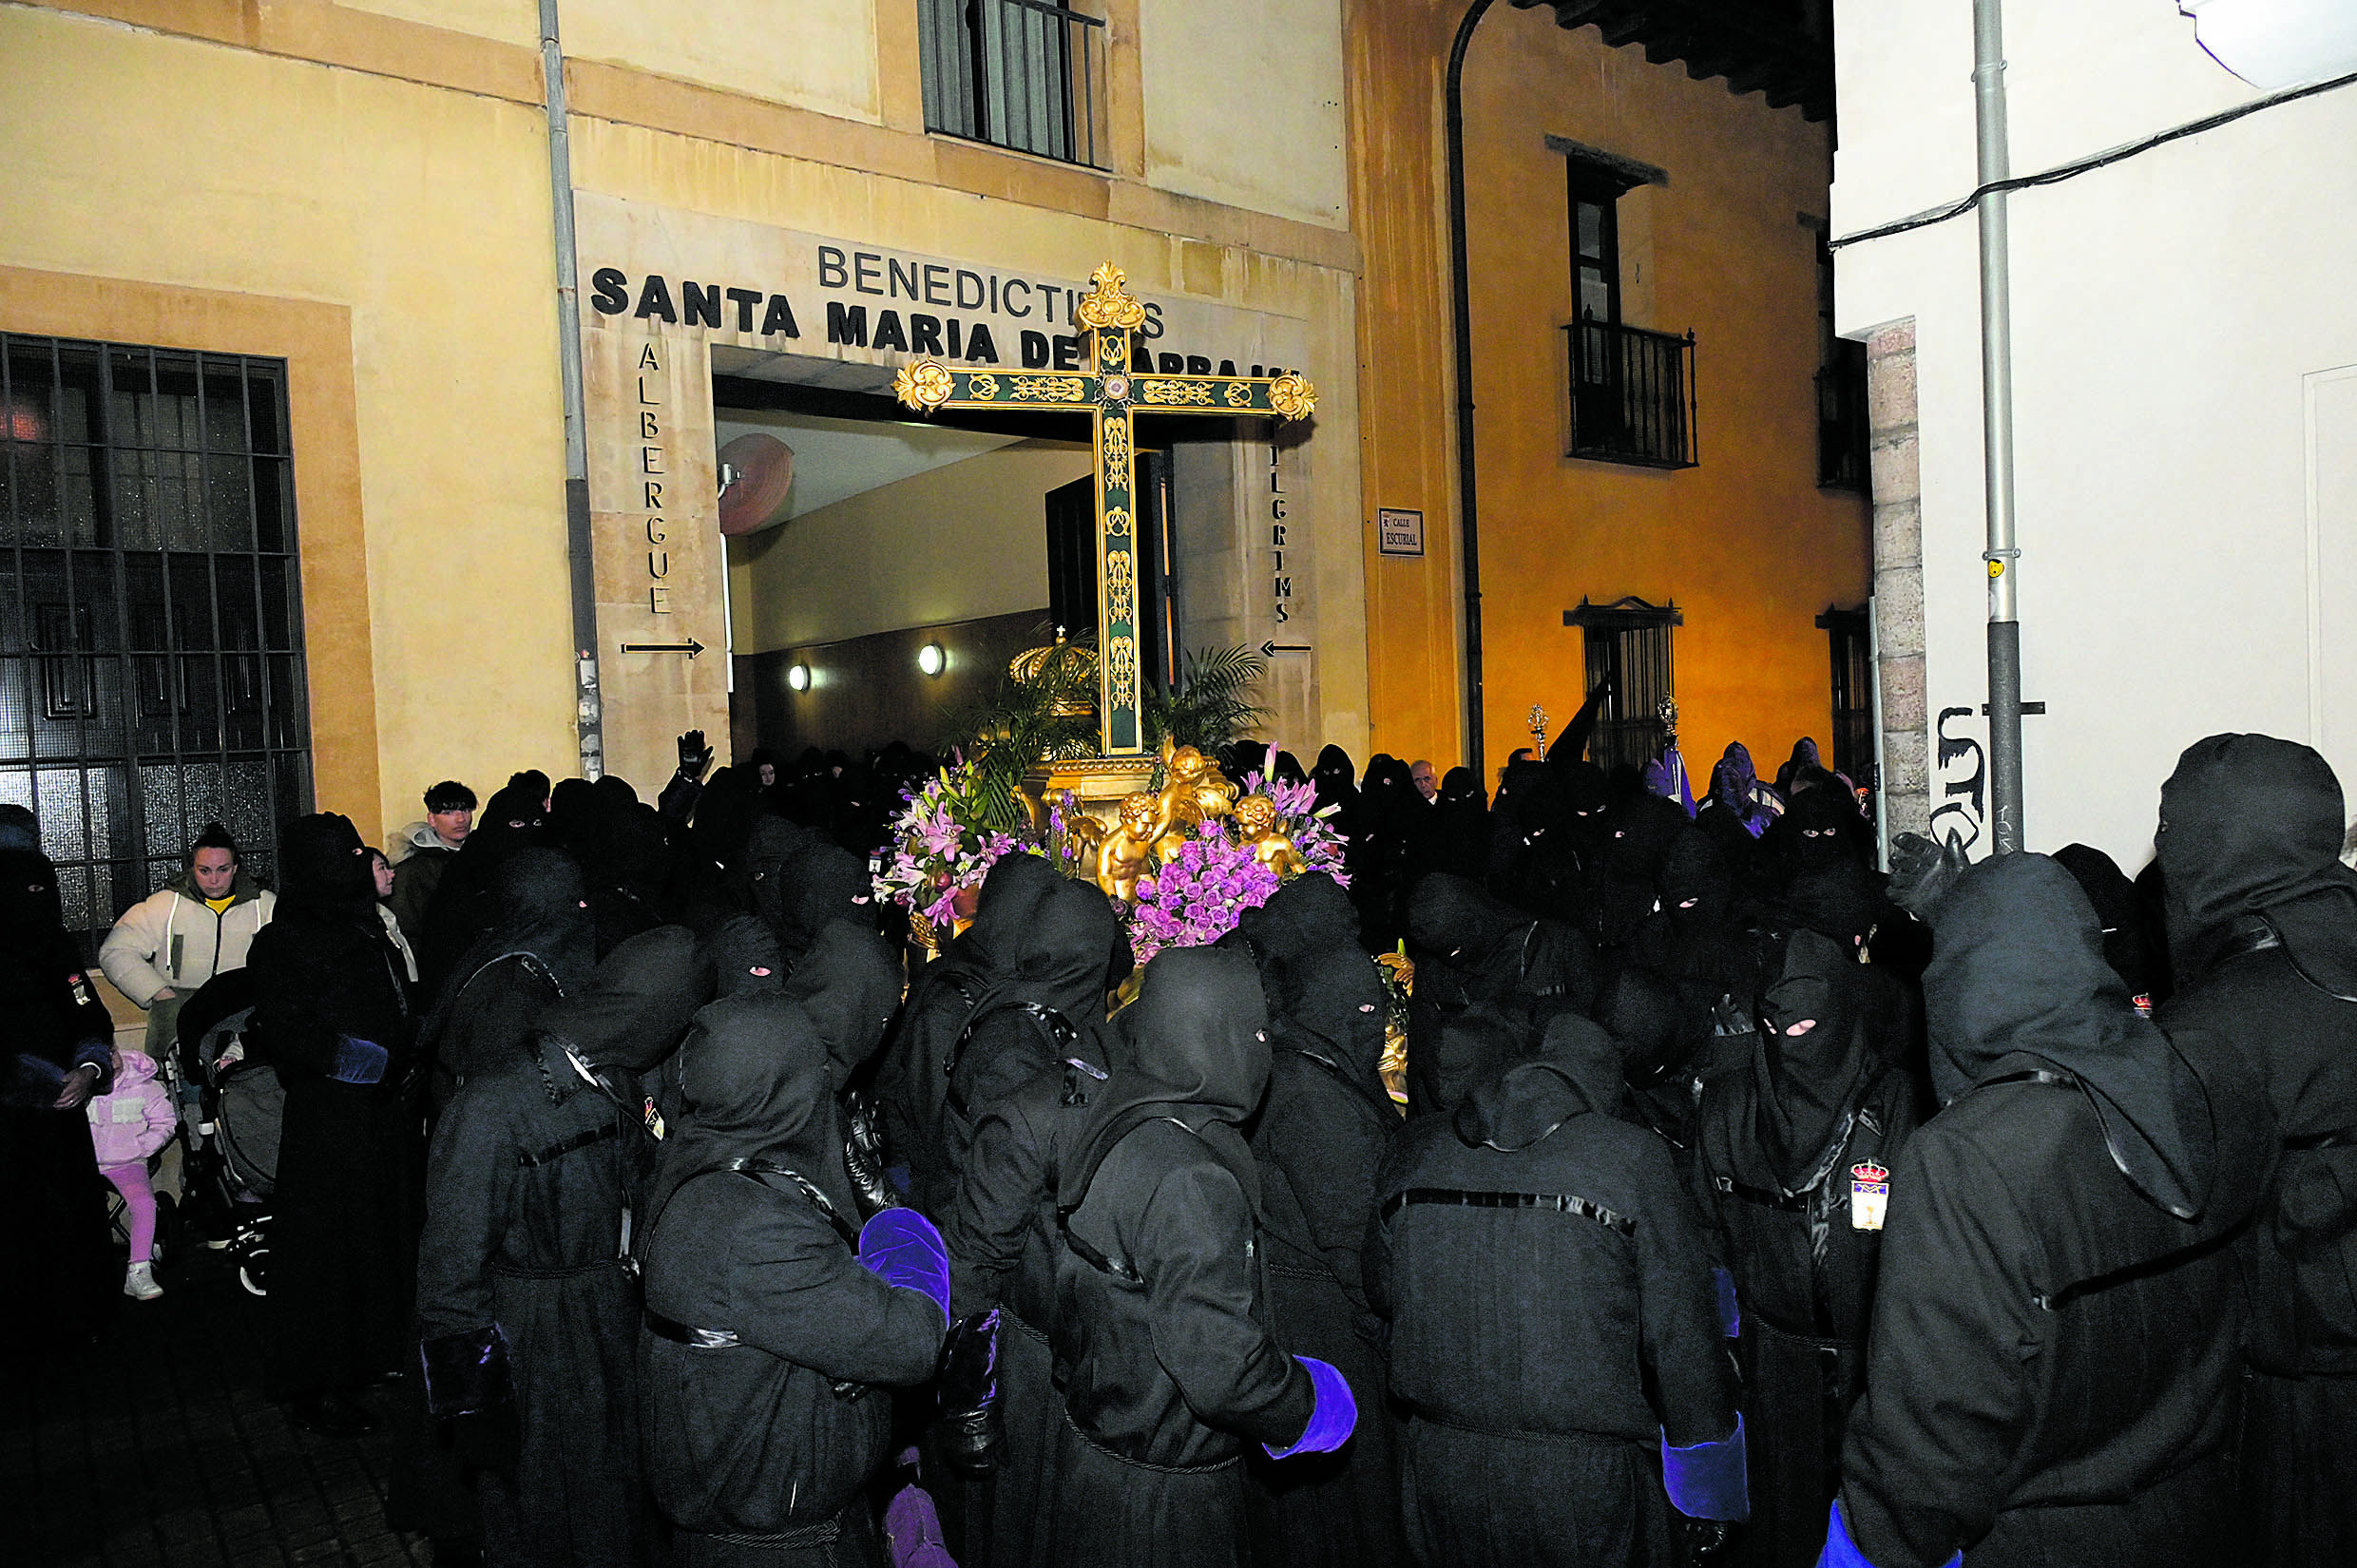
[[1096, 792, 1162, 904], [1151, 737, 1238, 861], [1233, 794, 1305, 879]]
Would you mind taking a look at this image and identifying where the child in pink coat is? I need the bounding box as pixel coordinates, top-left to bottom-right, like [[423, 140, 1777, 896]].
[[86, 1048, 178, 1299]]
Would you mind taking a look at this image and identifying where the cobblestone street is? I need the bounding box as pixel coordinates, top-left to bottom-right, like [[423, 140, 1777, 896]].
[[4, 1246, 425, 1568]]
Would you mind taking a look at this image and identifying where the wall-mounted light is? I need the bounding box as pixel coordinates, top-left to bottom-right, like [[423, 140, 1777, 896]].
[[786, 662, 811, 692], [917, 642, 947, 678]]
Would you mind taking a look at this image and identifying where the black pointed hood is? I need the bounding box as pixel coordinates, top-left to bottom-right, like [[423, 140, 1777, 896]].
[[1237, 870, 1360, 966], [278, 813, 379, 923], [1408, 872, 1525, 967], [1264, 945, 1390, 1114], [1925, 851, 2216, 1220], [780, 918, 904, 1093], [2052, 842, 2153, 999], [538, 925, 713, 1073], [1004, 873, 1126, 1024], [2158, 733, 2357, 997], [1453, 1051, 1608, 1153], [707, 913, 786, 997], [1057, 947, 1271, 1212], [1717, 929, 1883, 1193], [651, 986, 852, 1223]]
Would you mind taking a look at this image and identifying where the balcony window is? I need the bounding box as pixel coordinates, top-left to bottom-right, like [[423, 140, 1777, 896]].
[[1817, 339, 1869, 490], [1564, 597, 1681, 774], [1565, 319, 1698, 469], [919, 0, 1108, 169]]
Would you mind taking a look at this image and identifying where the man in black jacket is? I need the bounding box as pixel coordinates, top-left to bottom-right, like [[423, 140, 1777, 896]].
[[2156, 734, 2357, 1567], [1826, 849, 2274, 1567], [1370, 1016, 1747, 1565]]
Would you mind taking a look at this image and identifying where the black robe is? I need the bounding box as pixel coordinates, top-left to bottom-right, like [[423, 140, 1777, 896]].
[[1369, 1046, 1742, 1566], [1691, 932, 1917, 1568], [641, 989, 944, 1563], [1244, 942, 1408, 1568], [0, 849, 121, 1343], [245, 813, 418, 1403], [414, 927, 707, 1567], [1042, 949, 1318, 1568], [1833, 851, 2274, 1568], [2156, 733, 2357, 1566], [942, 1041, 1121, 1568]]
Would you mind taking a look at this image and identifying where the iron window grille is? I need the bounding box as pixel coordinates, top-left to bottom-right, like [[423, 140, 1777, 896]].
[[1, 335, 311, 960], [920, 0, 1109, 169], [1564, 597, 1681, 774], [1564, 317, 1699, 469]]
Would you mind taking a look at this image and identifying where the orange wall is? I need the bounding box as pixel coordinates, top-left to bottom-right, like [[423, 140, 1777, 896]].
[[1349, 1, 1870, 780]]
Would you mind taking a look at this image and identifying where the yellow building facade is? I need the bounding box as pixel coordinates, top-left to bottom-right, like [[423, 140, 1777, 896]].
[[2, 0, 1863, 941], [1348, 0, 1870, 782]]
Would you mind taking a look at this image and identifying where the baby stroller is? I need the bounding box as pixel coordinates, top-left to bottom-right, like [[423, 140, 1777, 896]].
[[177, 970, 278, 1296]]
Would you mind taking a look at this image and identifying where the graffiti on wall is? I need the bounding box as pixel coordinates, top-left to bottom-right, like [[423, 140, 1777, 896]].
[[1930, 705, 1985, 852]]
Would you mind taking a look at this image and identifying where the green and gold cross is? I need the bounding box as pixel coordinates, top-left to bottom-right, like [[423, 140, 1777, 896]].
[[892, 262, 1315, 756]]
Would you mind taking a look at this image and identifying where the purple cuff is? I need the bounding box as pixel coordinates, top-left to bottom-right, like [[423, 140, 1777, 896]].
[[1815, 1497, 1962, 1568], [859, 1208, 951, 1327], [1662, 1414, 1749, 1521], [1713, 1266, 1740, 1338], [1264, 1355, 1357, 1459], [329, 1035, 388, 1084]]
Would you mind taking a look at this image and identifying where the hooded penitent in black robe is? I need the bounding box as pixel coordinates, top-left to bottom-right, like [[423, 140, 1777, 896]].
[[421, 848, 596, 1101], [414, 927, 711, 1567], [1042, 948, 1327, 1568], [640, 987, 947, 1567], [2155, 734, 2357, 1567], [0, 848, 120, 1343], [417, 782, 551, 993], [880, 852, 1064, 1214], [1405, 873, 1595, 1115], [942, 1013, 1128, 1568], [1369, 1026, 1746, 1566], [1692, 931, 1916, 1568], [1417, 767, 1490, 883], [1244, 928, 1409, 1568], [938, 875, 1124, 1195], [246, 813, 418, 1404], [778, 917, 908, 1220], [1830, 851, 2275, 1568]]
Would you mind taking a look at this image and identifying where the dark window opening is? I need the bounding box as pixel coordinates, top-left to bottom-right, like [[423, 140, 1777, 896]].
[[1816, 604, 1875, 797], [1562, 157, 1696, 469], [920, 0, 1108, 169], [1565, 596, 1680, 774], [1, 335, 311, 959], [1815, 235, 1869, 490]]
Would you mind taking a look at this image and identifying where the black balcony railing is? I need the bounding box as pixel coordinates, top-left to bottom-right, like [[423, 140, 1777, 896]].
[[1817, 338, 1869, 490], [1564, 316, 1698, 469], [920, 0, 1108, 169]]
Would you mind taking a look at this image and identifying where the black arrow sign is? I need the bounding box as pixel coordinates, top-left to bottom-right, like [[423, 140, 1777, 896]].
[[621, 638, 706, 658], [1260, 641, 1311, 658]]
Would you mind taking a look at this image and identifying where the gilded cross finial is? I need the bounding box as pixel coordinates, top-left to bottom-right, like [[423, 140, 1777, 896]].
[[1075, 262, 1148, 331]]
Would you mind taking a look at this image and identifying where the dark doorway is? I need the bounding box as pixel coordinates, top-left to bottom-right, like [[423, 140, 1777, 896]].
[[1817, 604, 1874, 791]]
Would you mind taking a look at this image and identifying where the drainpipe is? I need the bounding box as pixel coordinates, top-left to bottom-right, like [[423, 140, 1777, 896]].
[[1446, 0, 1500, 782], [542, 0, 603, 779], [1973, 0, 2024, 851]]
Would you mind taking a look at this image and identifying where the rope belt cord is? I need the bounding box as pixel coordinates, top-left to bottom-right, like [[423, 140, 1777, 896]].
[[706, 1518, 843, 1550], [517, 1120, 622, 1168], [1379, 1187, 1636, 1238]]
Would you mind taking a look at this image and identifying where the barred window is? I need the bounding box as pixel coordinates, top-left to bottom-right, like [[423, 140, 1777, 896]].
[[1, 335, 311, 956]]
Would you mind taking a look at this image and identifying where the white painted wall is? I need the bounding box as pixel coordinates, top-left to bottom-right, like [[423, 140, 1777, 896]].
[[1139, 0, 1351, 229], [1833, 0, 2357, 870]]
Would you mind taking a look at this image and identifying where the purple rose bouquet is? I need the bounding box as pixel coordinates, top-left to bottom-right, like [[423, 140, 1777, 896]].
[[1130, 824, 1282, 964], [872, 761, 1025, 927], [1241, 745, 1351, 883]]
